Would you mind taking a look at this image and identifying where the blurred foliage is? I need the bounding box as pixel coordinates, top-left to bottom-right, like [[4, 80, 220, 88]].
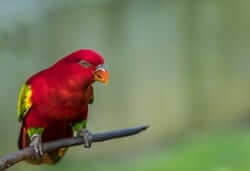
[[1, 0, 250, 171]]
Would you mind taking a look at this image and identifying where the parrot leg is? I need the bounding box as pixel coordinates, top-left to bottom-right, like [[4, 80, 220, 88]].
[[77, 129, 93, 148], [30, 134, 43, 160]]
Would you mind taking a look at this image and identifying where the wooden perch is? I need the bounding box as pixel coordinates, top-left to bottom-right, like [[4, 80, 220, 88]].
[[0, 125, 149, 171]]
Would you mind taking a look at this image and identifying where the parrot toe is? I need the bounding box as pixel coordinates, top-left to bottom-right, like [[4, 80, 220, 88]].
[[30, 134, 43, 160], [77, 129, 93, 148]]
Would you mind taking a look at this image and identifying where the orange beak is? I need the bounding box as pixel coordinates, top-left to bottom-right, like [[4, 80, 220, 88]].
[[94, 64, 109, 85]]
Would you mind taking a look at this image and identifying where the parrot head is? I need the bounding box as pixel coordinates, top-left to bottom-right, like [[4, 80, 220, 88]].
[[56, 49, 109, 86]]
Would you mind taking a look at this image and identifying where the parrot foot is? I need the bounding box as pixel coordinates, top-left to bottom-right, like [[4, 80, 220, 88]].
[[77, 129, 93, 148], [30, 134, 43, 160]]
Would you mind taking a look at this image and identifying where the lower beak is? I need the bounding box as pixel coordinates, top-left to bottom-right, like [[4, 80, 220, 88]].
[[94, 66, 109, 85]]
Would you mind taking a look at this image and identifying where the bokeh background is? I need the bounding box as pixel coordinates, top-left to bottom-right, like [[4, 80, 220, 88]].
[[1, 0, 250, 171]]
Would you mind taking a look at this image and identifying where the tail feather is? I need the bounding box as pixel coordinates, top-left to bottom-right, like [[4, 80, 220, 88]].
[[42, 148, 68, 164], [18, 124, 29, 150]]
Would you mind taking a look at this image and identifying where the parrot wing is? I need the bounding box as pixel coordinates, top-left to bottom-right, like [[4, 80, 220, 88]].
[[17, 83, 32, 121], [87, 85, 94, 104]]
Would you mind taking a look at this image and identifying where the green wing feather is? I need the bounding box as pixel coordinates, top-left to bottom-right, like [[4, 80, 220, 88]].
[[89, 95, 94, 104], [17, 83, 32, 121], [87, 85, 94, 104]]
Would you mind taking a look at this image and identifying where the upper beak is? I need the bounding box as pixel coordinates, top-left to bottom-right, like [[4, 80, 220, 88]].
[[94, 64, 109, 85]]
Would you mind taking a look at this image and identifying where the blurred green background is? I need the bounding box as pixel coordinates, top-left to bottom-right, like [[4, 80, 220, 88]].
[[1, 0, 250, 171]]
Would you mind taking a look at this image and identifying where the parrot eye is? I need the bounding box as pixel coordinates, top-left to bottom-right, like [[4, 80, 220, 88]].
[[79, 60, 91, 68]]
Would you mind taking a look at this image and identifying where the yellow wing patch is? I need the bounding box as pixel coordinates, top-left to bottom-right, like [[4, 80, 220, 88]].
[[17, 84, 32, 121]]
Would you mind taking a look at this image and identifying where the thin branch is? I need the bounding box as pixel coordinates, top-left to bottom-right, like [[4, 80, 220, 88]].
[[0, 125, 149, 171]]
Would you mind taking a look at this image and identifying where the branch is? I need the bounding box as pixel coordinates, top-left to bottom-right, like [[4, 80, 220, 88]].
[[0, 125, 149, 171]]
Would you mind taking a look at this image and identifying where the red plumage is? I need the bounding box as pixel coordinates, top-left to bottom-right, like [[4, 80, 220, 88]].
[[18, 49, 108, 164]]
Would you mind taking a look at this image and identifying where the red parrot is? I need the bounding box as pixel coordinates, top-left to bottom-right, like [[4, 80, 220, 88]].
[[17, 49, 109, 164]]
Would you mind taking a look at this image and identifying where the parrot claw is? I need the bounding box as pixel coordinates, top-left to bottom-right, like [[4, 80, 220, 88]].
[[30, 134, 43, 160], [77, 129, 93, 148]]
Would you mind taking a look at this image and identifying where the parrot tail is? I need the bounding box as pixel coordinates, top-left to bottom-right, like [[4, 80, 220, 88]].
[[18, 124, 72, 165]]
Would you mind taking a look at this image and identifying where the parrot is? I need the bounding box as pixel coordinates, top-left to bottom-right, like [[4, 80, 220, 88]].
[[17, 49, 109, 164]]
